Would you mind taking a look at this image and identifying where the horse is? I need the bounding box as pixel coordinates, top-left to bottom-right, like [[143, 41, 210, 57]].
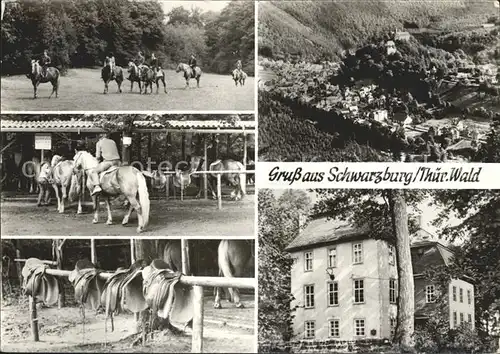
[[163, 240, 182, 272], [72, 151, 150, 233], [214, 240, 253, 309], [150, 67, 167, 94], [140, 66, 155, 94], [127, 61, 143, 93], [208, 159, 246, 201], [51, 155, 83, 214], [231, 69, 247, 86], [26, 60, 59, 99], [176, 63, 201, 88], [36, 160, 52, 207], [101, 60, 123, 94], [24, 156, 41, 194]]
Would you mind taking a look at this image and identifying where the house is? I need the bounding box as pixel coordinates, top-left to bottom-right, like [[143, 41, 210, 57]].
[[411, 222, 475, 330], [373, 109, 388, 123], [286, 216, 475, 341], [395, 31, 411, 41]]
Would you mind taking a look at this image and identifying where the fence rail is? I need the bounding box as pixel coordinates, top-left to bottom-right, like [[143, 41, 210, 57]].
[[26, 267, 255, 352]]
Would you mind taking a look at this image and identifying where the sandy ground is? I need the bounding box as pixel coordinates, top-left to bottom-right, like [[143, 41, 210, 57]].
[[0, 193, 255, 236], [1, 68, 255, 111], [1, 294, 255, 353]]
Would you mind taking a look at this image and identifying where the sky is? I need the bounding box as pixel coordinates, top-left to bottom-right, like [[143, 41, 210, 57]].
[[159, 1, 230, 14]]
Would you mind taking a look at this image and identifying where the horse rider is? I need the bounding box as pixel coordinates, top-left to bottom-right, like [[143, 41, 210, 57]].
[[236, 59, 242, 71], [89, 132, 121, 196], [40, 49, 51, 78], [188, 54, 197, 77], [103, 52, 115, 79], [150, 53, 160, 76]]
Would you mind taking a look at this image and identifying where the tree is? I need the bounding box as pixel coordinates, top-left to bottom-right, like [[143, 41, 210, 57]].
[[313, 189, 426, 348]]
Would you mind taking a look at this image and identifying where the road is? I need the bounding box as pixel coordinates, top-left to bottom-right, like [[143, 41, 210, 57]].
[[1, 68, 255, 111]]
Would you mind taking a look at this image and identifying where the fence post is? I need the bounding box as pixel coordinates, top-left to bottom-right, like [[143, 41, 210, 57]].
[[216, 174, 222, 210], [166, 175, 170, 200], [181, 239, 190, 275], [192, 285, 204, 353], [29, 295, 39, 342], [130, 239, 135, 264], [181, 176, 184, 201], [55, 240, 65, 309], [90, 239, 96, 264], [15, 248, 22, 286], [203, 137, 208, 200], [243, 133, 247, 167]]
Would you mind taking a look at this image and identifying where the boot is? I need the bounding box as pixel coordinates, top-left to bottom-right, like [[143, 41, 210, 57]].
[[91, 185, 102, 196]]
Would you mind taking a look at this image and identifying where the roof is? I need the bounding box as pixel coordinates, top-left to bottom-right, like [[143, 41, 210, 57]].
[[410, 235, 454, 274], [285, 217, 370, 252], [0, 119, 255, 133]]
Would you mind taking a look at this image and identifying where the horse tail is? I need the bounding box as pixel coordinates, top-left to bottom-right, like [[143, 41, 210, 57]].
[[136, 172, 150, 229], [218, 240, 235, 302], [237, 161, 246, 196]]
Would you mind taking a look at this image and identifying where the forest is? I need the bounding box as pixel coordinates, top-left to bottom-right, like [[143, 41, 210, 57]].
[[1, 0, 255, 76]]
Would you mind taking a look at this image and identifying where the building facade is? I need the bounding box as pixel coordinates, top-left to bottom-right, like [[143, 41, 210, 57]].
[[287, 217, 474, 341]]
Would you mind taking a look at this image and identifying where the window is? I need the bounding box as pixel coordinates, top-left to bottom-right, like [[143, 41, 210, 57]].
[[468, 314, 472, 323], [354, 279, 365, 303], [354, 319, 365, 336], [467, 289, 472, 305], [459, 288, 463, 303], [305, 321, 315, 339], [452, 286, 457, 301], [388, 244, 395, 265], [389, 279, 397, 304], [453, 312, 457, 327], [426, 285, 436, 303], [304, 285, 315, 308], [460, 313, 464, 324], [304, 251, 313, 271], [353, 243, 363, 264], [390, 318, 397, 338], [327, 247, 337, 268], [329, 319, 340, 338], [327, 282, 339, 306]]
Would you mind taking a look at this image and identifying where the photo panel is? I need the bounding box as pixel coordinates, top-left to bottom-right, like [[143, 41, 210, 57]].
[[258, 188, 499, 352], [1, 0, 255, 112], [1, 237, 256, 352], [258, 1, 499, 163], [0, 114, 256, 236]]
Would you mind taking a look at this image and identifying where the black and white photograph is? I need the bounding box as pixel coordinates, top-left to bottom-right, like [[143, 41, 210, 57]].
[[0, 114, 255, 236], [1, 0, 255, 111], [1, 238, 256, 352], [258, 188, 500, 353], [258, 0, 500, 163]]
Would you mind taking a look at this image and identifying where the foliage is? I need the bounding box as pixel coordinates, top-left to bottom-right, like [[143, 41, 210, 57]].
[[258, 189, 311, 342], [1, 0, 254, 76]]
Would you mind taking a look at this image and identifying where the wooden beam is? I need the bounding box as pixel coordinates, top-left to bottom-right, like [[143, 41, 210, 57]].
[[90, 239, 96, 264], [29, 296, 39, 341], [243, 133, 247, 167], [181, 239, 190, 275], [203, 136, 208, 200], [130, 239, 135, 264], [192, 286, 204, 353], [217, 174, 222, 210]]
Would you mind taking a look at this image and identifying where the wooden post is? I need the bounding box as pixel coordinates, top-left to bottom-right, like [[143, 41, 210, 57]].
[[242, 133, 247, 167], [136, 133, 142, 162], [122, 133, 131, 166], [41, 149, 44, 163], [203, 136, 208, 200], [147, 133, 152, 163], [217, 174, 222, 210], [55, 240, 65, 309], [15, 247, 22, 286], [90, 239, 96, 264], [181, 239, 190, 274], [130, 239, 135, 264], [192, 285, 204, 353], [181, 132, 186, 161], [166, 175, 170, 200], [180, 176, 184, 201], [29, 296, 39, 342]]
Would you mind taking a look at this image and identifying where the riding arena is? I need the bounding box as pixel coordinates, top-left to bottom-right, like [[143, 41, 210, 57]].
[[0, 116, 256, 236]]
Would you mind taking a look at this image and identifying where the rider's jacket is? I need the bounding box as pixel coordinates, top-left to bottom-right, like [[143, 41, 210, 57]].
[[189, 57, 197, 67], [96, 138, 120, 161]]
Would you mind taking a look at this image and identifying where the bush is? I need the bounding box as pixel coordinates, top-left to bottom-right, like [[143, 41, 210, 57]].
[[259, 45, 274, 58]]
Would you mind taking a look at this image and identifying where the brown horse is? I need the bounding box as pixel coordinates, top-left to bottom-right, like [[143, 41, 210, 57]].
[[26, 60, 59, 99], [232, 69, 247, 86], [176, 63, 201, 88], [163, 240, 182, 272], [101, 60, 123, 94], [127, 61, 143, 93], [214, 240, 253, 309], [140, 65, 167, 94]]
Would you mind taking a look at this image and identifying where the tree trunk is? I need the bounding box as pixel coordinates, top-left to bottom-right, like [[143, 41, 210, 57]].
[[389, 190, 415, 348]]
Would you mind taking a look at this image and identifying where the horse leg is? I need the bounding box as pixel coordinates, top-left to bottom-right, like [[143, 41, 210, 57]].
[[130, 81, 133, 93], [125, 196, 143, 233], [196, 77, 200, 88], [103, 81, 107, 94], [49, 82, 55, 99], [53, 184, 61, 212], [77, 192, 83, 214], [122, 203, 134, 226], [29, 178, 34, 194], [162, 77, 167, 93], [37, 185, 44, 207], [214, 286, 222, 309], [92, 195, 99, 224], [60, 184, 68, 213], [104, 197, 113, 225], [185, 79, 189, 89], [156, 79, 159, 94], [33, 82, 38, 99]]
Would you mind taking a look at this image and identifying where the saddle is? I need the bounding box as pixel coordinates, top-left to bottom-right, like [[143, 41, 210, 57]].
[[68, 259, 105, 311], [21, 258, 59, 306], [99, 166, 119, 183], [173, 170, 191, 189]]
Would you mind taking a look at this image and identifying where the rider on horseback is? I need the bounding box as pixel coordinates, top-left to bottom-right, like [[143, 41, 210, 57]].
[[89, 133, 121, 196], [236, 59, 242, 71], [150, 53, 160, 77], [188, 54, 197, 78], [103, 52, 116, 79], [41, 49, 51, 79]]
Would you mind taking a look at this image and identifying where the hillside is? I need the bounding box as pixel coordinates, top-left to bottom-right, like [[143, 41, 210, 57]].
[[259, 0, 496, 60]]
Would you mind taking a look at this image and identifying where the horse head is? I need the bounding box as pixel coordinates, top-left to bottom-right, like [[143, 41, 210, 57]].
[[38, 162, 53, 184], [28, 59, 40, 78], [175, 63, 185, 73], [232, 69, 240, 80], [51, 155, 63, 168]]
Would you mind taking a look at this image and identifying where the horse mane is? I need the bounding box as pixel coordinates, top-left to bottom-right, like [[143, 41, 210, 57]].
[[51, 155, 63, 167]]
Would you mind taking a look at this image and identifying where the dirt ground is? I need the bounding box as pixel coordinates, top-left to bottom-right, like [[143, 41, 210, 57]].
[[1, 68, 255, 111], [1, 293, 255, 353], [0, 194, 255, 236]]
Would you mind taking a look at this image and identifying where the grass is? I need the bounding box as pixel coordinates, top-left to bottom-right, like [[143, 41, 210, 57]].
[[1, 68, 255, 111]]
